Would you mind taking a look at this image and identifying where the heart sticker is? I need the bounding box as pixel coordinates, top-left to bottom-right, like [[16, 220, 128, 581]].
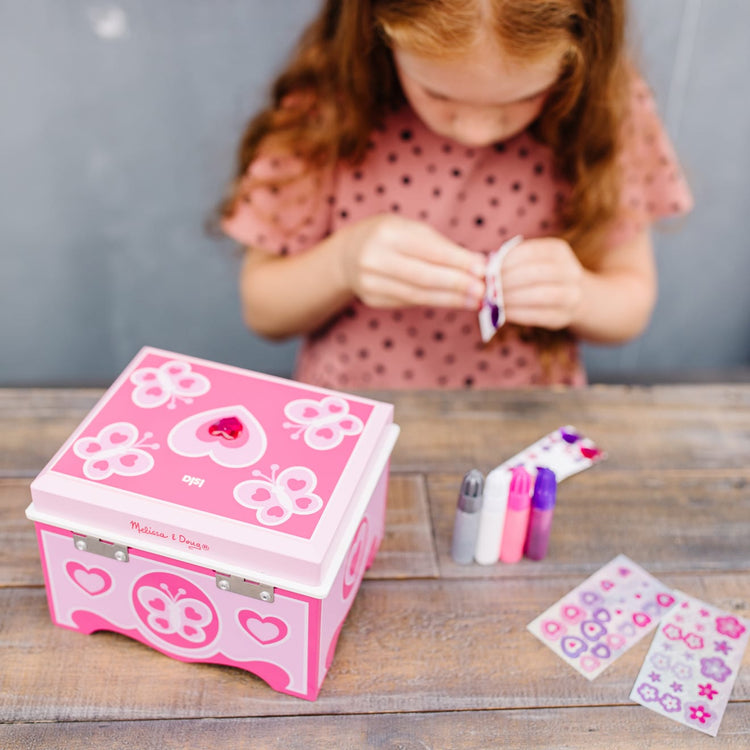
[[541, 620, 566, 640], [238, 610, 288, 646], [66, 561, 113, 596]]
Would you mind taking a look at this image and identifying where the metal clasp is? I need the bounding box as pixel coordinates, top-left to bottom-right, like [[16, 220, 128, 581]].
[[73, 534, 129, 562], [215, 573, 274, 603]]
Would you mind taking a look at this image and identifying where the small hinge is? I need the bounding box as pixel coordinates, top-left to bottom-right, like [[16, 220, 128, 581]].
[[215, 573, 274, 602], [73, 534, 129, 562]]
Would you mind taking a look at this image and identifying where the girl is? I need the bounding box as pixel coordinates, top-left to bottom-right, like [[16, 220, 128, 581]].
[[220, 0, 692, 389]]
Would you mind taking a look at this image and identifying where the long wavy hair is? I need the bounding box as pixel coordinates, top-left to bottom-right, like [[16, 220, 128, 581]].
[[220, 0, 630, 267]]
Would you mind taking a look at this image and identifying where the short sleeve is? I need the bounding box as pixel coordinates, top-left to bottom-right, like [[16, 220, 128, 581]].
[[221, 152, 334, 256], [608, 76, 694, 247]]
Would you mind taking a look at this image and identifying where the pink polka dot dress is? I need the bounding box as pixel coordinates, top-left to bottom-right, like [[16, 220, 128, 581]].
[[223, 77, 692, 390]]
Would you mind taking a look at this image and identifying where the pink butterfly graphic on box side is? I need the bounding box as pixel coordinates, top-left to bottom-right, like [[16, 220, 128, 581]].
[[283, 396, 363, 450], [168, 405, 267, 468], [130, 359, 210, 409], [73, 421, 158, 480], [234, 464, 323, 526], [132, 573, 218, 648]]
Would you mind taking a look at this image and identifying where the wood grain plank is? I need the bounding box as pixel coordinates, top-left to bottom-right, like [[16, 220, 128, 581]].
[[428, 469, 750, 578], [2, 475, 437, 587], [377, 386, 750, 473], [2, 574, 747, 721], [0, 389, 103, 476], [1, 705, 749, 750], [4, 385, 750, 476]]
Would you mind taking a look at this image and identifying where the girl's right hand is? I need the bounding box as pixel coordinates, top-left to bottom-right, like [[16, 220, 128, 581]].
[[338, 214, 486, 310]]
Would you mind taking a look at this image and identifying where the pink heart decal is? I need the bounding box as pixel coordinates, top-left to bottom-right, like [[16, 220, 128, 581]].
[[146, 386, 162, 396], [328, 404, 343, 413], [120, 454, 138, 467], [66, 561, 113, 596], [287, 478, 306, 491], [149, 597, 166, 611], [93, 460, 109, 472], [184, 606, 203, 622], [600, 580, 614, 591], [296, 497, 311, 509], [238, 610, 288, 645], [110, 432, 128, 444], [303, 407, 319, 418], [316, 427, 334, 440], [340, 420, 353, 430], [633, 612, 651, 627], [85, 443, 101, 453], [252, 488, 271, 502], [168, 405, 267, 469], [179, 378, 194, 389], [268, 506, 284, 517]]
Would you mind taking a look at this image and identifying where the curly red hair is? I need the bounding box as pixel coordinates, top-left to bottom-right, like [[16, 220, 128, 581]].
[[221, 0, 631, 267]]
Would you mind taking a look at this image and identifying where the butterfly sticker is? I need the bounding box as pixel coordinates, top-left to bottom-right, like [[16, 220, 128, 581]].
[[130, 359, 210, 409], [134, 579, 215, 645], [73, 421, 158, 481], [233, 464, 324, 527], [283, 396, 363, 450]]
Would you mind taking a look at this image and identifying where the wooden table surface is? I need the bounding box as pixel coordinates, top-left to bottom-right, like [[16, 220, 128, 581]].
[[1, 385, 749, 748]]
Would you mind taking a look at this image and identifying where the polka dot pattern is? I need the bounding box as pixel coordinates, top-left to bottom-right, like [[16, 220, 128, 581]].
[[222, 77, 692, 389]]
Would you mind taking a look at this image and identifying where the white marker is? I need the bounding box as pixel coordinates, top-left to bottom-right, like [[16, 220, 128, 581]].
[[474, 466, 512, 565]]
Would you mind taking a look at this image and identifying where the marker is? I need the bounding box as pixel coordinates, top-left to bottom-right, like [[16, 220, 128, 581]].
[[499, 466, 532, 564], [474, 467, 511, 565], [524, 467, 557, 561], [450, 469, 484, 564]]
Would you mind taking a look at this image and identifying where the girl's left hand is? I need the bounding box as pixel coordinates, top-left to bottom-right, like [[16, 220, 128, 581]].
[[500, 237, 586, 330]]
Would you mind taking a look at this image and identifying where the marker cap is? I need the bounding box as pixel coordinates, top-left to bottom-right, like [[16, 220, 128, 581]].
[[532, 467, 557, 510]]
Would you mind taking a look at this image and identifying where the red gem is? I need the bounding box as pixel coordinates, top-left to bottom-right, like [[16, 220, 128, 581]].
[[208, 416, 243, 440]]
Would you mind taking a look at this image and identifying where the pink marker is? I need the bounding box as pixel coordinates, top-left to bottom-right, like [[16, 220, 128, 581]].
[[499, 466, 532, 563]]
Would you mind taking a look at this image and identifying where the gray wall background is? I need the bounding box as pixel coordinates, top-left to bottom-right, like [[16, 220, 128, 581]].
[[2, 0, 748, 386]]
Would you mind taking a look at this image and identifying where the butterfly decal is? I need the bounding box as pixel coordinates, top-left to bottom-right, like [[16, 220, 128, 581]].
[[73, 421, 158, 480], [130, 359, 210, 409], [134, 580, 214, 645], [283, 396, 363, 450], [233, 464, 323, 527]]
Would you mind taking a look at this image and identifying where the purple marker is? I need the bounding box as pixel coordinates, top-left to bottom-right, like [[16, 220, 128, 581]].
[[524, 467, 557, 561]]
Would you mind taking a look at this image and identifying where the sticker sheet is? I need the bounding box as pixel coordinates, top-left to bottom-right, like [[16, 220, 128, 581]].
[[478, 235, 522, 343], [502, 425, 605, 482], [629, 591, 749, 736], [527, 555, 676, 679]]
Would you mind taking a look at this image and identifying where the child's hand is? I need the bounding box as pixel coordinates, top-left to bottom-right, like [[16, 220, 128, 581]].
[[500, 238, 585, 330], [339, 214, 486, 310]]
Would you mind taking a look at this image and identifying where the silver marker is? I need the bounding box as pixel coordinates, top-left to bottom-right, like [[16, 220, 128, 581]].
[[450, 469, 484, 564]]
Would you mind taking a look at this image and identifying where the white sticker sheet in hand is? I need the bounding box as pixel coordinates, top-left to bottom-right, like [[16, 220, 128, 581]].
[[478, 234, 522, 343], [527, 555, 676, 680], [629, 591, 749, 736]]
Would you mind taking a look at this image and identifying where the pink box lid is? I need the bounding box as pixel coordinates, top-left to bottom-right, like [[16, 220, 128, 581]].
[[30, 347, 396, 593]]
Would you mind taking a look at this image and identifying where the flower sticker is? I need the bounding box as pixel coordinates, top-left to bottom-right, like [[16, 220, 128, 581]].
[[700, 656, 732, 683], [683, 702, 717, 731], [715, 615, 746, 639], [697, 683, 718, 700]]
